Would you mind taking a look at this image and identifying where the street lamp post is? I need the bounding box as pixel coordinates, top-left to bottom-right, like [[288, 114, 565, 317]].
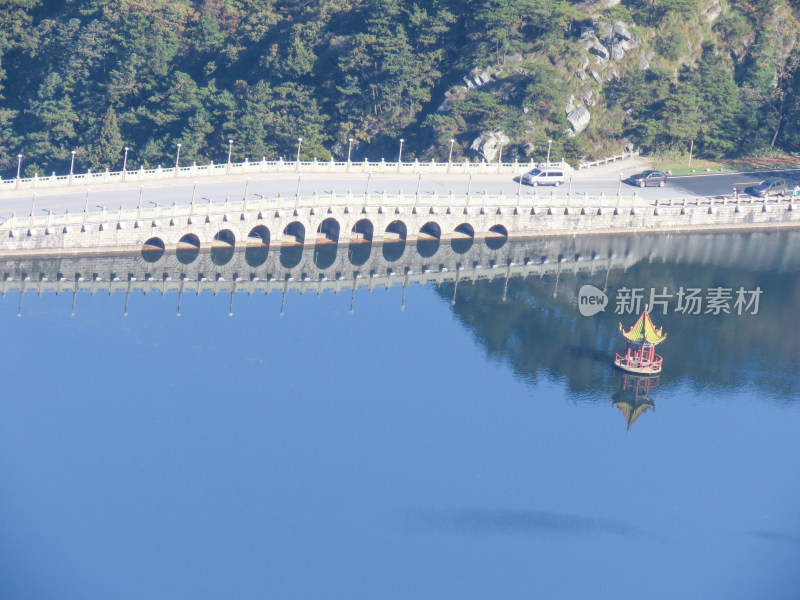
[[617, 172, 624, 209], [16, 154, 23, 188], [347, 137, 354, 172], [448, 138, 455, 173], [227, 139, 233, 174], [397, 139, 404, 169], [295, 137, 303, 171], [69, 150, 76, 185], [497, 142, 504, 172], [546, 139, 553, 165], [122, 146, 129, 181], [175, 143, 182, 177]]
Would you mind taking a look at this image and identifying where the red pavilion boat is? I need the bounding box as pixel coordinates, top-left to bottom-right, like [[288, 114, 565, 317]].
[[614, 309, 666, 375]]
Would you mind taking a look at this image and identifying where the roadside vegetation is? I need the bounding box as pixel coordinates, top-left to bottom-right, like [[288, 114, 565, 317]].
[[654, 152, 800, 175], [2, 0, 800, 177]]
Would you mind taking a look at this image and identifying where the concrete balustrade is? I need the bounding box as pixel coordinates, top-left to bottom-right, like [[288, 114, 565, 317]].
[[577, 150, 640, 170]]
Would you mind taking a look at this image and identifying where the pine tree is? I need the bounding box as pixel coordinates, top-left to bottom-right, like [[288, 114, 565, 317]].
[[89, 107, 123, 170], [693, 45, 742, 157]]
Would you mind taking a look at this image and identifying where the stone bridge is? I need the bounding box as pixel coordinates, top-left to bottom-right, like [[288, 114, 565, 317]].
[[0, 192, 799, 261]]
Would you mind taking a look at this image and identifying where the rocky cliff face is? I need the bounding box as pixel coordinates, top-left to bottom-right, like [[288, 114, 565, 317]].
[[429, 0, 799, 162]]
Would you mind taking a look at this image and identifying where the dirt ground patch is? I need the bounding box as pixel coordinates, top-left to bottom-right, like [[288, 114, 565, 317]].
[[727, 156, 800, 171]]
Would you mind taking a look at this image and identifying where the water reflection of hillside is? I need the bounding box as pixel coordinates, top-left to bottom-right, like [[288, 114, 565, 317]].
[[2, 229, 798, 400], [439, 238, 800, 401]]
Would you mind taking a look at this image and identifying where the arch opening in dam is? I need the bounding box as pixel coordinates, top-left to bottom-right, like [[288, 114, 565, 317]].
[[280, 224, 304, 268], [317, 218, 340, 244], [283, 221, 305, 246], [314, 218, 340, 269], [141, 237, 165, 263], [247, 225, 270, 246], [383, 220, 407, 263], [211, 229, 236, 266], [452, 223, 475, 255], [487, 224, 508, 250], [352, 219, 374, 242], [176, 233, 201, 264], [349, 219, 374, 266], [417, 221, 441, 259], [246, 225, 271, 267], [348, 240, 371, 266]]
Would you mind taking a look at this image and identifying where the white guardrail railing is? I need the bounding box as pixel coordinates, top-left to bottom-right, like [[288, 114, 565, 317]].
[[577, 150, 640, 170], [1, 190, 793, 231], [0, 158, 577, 192]]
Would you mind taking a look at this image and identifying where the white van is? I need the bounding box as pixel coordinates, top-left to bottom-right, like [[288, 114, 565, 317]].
[[521, 167, 565, 186]]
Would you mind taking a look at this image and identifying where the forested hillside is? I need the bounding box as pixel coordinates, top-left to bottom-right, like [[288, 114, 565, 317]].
[[2, 0, 800, 176]]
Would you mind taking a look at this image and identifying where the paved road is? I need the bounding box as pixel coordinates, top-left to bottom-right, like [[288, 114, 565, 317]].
[[668, 169, 800, 198], [2, 168, 797, 219]]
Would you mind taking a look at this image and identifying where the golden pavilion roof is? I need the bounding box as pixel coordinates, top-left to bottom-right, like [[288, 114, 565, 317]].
[[619, 310, 667, 345]]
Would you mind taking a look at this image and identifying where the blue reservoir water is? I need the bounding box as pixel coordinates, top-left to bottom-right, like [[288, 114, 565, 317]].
[[0, 231, 798, 599]]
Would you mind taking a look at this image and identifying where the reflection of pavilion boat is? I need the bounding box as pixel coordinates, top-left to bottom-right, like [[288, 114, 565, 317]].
[[614, 309, 666, 374], [611, 374, 660, 431]]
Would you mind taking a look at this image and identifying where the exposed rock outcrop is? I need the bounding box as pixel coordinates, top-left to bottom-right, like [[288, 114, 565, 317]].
[[566, 95, 591, 134], [580, 32, 610, 60], [567, 107, 591, 134], [470, 131, 510, 162], [702, 0, 722, 22]]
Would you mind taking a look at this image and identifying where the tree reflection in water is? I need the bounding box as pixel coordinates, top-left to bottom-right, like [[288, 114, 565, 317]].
[[437, 241, 800, 404]]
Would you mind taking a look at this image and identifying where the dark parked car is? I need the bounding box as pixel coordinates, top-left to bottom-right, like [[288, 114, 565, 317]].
[[628, 170, 668, 187], [744, 178, 790, 198]]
